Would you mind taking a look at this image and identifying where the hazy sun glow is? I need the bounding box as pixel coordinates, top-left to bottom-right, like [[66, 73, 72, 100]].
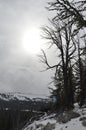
[[22, 28, 41, 54]]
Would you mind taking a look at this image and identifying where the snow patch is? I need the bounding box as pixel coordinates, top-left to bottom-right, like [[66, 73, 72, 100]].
[[22, 106, 86, 130]]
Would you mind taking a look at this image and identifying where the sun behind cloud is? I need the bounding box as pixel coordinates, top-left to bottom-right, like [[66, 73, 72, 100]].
[[22, 28, 41, 55]]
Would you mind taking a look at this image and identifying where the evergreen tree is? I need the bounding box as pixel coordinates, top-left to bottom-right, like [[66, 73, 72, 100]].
[[40, 0, 86, 110]]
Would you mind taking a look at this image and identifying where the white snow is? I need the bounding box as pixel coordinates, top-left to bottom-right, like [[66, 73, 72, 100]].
[[22, 105, 86, 130], [0, 92, 48, 101], [55, 117, 86, 130]]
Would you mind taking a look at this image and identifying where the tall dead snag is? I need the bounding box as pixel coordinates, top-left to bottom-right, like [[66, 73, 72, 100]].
[[42, 0, 86, 108], [40, 19, 76, 109]]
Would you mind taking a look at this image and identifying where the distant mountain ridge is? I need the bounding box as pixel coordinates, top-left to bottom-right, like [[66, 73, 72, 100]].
[[0, 92, 49, 101], [0, 92, 51, 111], [0, 92, 32, 101]]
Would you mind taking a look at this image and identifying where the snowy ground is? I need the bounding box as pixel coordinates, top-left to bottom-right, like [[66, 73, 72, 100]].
[[22, 104, 86, 130]]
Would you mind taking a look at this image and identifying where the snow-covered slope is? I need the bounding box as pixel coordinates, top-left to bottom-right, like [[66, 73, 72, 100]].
[[22, 104, 86, 130], [0, 92, 51, 112], [0, 92, 30, 101], [0, 92, 48, 101]]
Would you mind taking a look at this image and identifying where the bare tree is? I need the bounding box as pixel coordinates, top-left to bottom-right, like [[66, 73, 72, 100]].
[[40, 19, 76, 109], [47, 0, 86, 30], [40, 0, 86, 110], [47, 0, 86, 52]]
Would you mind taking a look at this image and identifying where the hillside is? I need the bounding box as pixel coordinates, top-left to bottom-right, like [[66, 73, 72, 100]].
[[22, 103, 86, 130]]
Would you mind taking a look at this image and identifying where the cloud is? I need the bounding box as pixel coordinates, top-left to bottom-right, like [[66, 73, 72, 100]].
[[0, 0, 52, 97]]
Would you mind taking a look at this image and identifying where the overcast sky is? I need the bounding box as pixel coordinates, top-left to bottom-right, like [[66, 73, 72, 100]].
[[0, 0, 55, 97]]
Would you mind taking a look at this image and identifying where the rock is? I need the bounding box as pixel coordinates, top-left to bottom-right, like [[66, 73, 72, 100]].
[[57, 113, 70, 123], [65, 126, 68, 128], [42, 122, 55, 130], [82, 120, 86, 127], [79, 116, 86, 121], [68, 111, 80, 119], [36, 124, 43, 128], [57, 110, 80, 123]]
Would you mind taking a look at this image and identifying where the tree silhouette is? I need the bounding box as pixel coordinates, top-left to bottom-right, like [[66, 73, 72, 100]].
[[40, 0, 86, 110]]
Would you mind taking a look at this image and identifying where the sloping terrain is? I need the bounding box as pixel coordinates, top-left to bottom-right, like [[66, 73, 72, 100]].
[[22, 104, 86, 130]]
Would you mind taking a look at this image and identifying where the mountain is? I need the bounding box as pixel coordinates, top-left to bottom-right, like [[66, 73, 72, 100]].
[[0, 92, 51, 111], [0, 92, 51, 130], [0, 92, 31, 102], [0, 92, 48, 101]]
